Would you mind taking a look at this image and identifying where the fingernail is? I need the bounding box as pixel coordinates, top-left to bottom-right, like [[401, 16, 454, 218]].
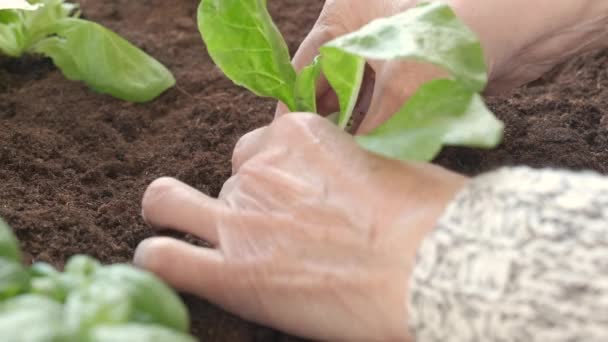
[[133, 239, 152, 267]]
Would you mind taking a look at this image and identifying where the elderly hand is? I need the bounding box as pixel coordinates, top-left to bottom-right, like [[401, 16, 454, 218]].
[[134, 113, 467, 341], [277, 0, 608, 133]]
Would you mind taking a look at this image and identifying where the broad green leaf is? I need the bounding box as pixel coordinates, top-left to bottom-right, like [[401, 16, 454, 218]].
[[357, 79, 503, 161], [32, 18, 175, 103], [24, 0, 78, 47], [294, 56, 322, 113], [0, 295, 68, 341], [0, 0, 77, 56], [0, 259, 29, 300], [0, 0, 42, 11], [0, 219, 21, 262], [0, 12, 28, 56], [93, 264, 189, 332], [198, 0, 297, 110], [64, 254, 100, 277], [64, 281, 133, 335], [323, 2, 487, 92], [30, 263, 77, 302], [89, 324, 197, 342], [319, 47, 365, 129]]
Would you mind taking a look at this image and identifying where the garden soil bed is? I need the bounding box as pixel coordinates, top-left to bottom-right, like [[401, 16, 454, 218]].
[[1, 0, 607, 341]]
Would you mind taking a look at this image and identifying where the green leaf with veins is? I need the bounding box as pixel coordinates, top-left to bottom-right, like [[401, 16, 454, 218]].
[[357, 79, 503, 161], [294, 55, 322, 113], [319, 47, 365, 129], [33, 18, 176, 103], [198, 0, 297, 110], [323, 2, 487, 92]]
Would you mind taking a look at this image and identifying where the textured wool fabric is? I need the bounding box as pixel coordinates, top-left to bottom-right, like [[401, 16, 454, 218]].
[[409, 167, 608, 341]]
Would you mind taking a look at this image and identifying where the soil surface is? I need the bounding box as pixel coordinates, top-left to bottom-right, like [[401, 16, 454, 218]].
[[1, 0, 607, 341]]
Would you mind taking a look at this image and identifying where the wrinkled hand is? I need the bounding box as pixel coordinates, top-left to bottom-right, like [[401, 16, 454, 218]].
[[277, 0, 608, 132], [134, 113, 467, 341]]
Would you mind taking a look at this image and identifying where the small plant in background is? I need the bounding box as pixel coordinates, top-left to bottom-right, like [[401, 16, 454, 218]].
[[0, 0, 175, 102], [198, 0, 504, 161], [0, 219, 197, 341]]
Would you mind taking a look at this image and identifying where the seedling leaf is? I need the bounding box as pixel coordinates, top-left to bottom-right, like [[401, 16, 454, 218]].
[[319, 47, 365, 129], [294, 55, 322, 113], [198, 0, 297, 110], [0, 0, 42, 11], [323, 2, 487, 92], [33, 18, 176, 103], [0, 0, 175, 102], [0, 218, 21, 262], [357, 79, 503, 161]]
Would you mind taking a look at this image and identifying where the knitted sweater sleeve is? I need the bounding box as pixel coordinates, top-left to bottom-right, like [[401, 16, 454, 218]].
[[408, 167, 608, 342]]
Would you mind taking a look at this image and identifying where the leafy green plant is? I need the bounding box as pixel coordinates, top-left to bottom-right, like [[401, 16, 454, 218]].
[[0, 219, 197, 342], [0, 0, 175, 102], [198, 0, 504, 161]]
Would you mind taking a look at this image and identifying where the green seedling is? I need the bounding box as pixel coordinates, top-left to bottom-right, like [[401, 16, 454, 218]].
[[198, 0, 504, 161], [0, 0, 175, 102], [0, 220, 197, 342]]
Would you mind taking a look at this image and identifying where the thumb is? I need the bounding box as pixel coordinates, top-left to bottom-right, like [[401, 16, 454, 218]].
[[275, 27, 335, 117], [358, 61, 448, 135]]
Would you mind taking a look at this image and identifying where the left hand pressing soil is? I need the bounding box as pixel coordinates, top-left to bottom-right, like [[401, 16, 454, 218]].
[[134, 113, 467, 341]]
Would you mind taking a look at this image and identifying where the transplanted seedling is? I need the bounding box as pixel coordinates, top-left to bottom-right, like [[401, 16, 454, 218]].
[[0, 218, 197, 342], [198, 0, 504, 161], [0, 0, 175, 102]]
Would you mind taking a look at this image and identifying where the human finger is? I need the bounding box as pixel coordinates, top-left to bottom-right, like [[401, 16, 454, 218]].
[[134, 237, 229, 301], [142, 177, 227, 245], [359, 61, 448, 134], [231, 126, 267, 174]]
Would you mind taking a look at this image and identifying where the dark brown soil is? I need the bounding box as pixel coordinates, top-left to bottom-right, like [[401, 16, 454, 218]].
[[0, 0, 607, 341]]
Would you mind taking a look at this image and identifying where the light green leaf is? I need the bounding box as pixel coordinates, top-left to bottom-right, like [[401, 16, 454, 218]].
[[88, 324, 197, 342], [0, 295, 68, 341], [323, 2, 487, 92], [0, 10, 26, 57], [357, 79, 503, 161], [0, 219, 21, 263], [64, 255, 101, 277], [24, 0, 79, 47], [319, 47, 365, 129], [32, 18, 175, 103], [30, 262, 81, 302], [64, 281, 133, 335], [198, 0, 296, 110], [0, 0, 77, 56], [93, 264, 189, 332], [0, 0, 42, 11], [0, 259, 29, 300], [294, 55, 322, 113]]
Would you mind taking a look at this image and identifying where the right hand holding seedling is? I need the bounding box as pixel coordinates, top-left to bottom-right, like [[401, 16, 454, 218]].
[[279, 0, 608, 132]]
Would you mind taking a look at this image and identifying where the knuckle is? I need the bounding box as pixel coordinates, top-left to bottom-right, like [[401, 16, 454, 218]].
[[273, 113, 324, 138], [231, 127, 266, 171]]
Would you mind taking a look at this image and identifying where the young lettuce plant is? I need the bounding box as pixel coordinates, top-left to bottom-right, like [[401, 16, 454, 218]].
[[0, 218, 197, 342], [0, 0, 175, 103], [198, 0, 504, 161]]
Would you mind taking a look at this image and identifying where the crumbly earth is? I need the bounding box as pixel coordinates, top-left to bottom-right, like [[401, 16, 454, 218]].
[[0, 0, 607, 340]]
